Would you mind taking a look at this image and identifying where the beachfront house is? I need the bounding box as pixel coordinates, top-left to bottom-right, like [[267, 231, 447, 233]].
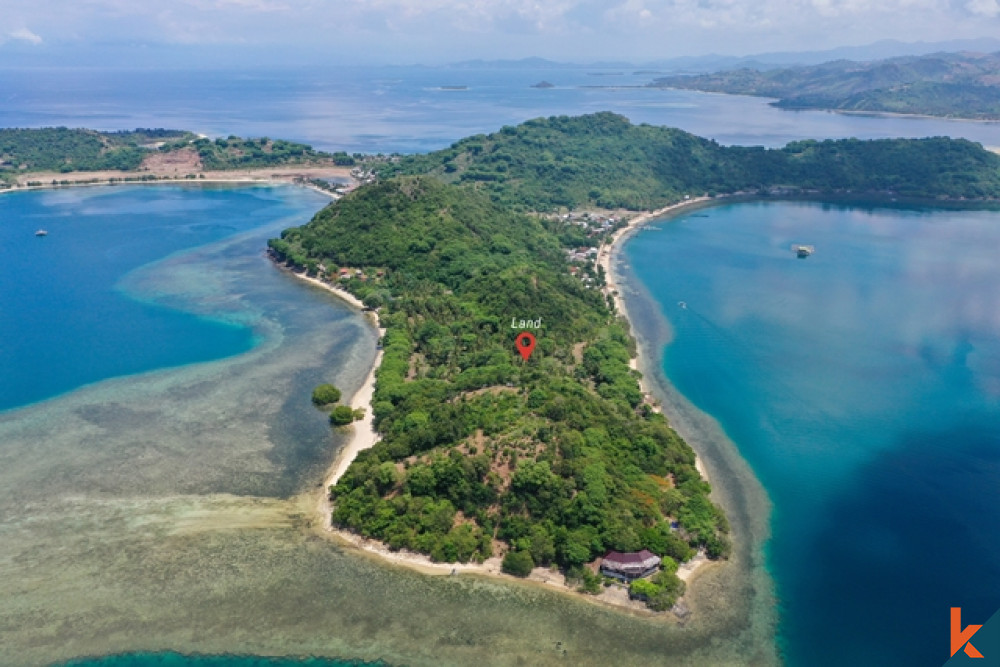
[[599, 550, 661, 581]]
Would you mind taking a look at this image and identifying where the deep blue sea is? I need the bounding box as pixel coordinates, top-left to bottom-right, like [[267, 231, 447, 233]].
[[626, 200, 1000, 666]]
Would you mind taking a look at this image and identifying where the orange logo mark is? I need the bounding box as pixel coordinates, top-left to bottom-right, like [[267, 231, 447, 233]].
[[952, 607, 984, 659]]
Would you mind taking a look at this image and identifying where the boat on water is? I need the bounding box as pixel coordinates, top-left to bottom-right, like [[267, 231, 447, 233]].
[[793, 244, 814, 258], [35, 229, 48, 237]]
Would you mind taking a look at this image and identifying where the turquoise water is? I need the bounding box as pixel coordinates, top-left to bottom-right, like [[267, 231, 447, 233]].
[[0, 184, 318, 412], [625, 200, 1000, 666]]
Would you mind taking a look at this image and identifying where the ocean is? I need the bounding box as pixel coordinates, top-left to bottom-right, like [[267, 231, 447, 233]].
[[2, 65, 999, 153], [1, 65, 999, 666], [622, 200, 1000, 666]]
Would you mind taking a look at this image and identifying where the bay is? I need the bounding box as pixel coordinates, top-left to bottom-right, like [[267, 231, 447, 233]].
[[623, 200, 1000, 666], [0, 184, 311, 412]]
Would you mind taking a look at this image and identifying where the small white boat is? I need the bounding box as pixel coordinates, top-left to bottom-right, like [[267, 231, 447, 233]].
[[35, 229, 48, 237], [678, 301, 687, 309], [792, 244, 814, 258]]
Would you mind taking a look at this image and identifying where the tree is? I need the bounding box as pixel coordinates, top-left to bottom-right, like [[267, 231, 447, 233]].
[[646, 571, 685, 611], [528, 525, 556, 566], [628, 570, 685, 611], [629, 578, 658, 601], [330, 405, 357, 426], [312, 383, 342, 406], [501, 550, 534, 577]]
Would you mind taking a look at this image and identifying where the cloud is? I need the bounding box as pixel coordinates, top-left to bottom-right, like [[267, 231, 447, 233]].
[[965, 0, 1000, 16], [8, 27, 42, 44], [346, 0, 580, 34], [0, 0, 996, 62]]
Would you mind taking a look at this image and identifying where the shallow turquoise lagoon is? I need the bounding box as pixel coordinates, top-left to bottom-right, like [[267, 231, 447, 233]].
[[0, 184, 325, 412], [625, 200, 1000, 666]]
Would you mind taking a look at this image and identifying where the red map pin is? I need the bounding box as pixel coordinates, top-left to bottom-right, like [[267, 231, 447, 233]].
[[515, 332, 536, 361]]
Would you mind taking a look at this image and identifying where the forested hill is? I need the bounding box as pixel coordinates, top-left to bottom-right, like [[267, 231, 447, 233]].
[[271, 177, 725, 608], [274, 113, 1000, 608], [0, 127, 348, 184], [0, 128, 194, 174], [377, 112, 1000, 210], [648, 51, 1000, 120]]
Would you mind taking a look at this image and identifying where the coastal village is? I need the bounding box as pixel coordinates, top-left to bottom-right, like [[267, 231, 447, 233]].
[[557, 210, 628, 288]]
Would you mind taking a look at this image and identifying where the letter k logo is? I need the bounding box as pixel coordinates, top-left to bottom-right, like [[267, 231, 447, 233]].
[[952, 608, 984, 658]]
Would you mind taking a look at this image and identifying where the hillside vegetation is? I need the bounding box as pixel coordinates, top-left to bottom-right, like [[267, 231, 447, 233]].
[[377, 112, 1000, 210], [649, 51, 1000, 120], [0, 127, 345, 185], [0, 128, 193, 177], [159, 135, 351, 170], [272, 112, 1000, 607], [271, 176, 725, 603]]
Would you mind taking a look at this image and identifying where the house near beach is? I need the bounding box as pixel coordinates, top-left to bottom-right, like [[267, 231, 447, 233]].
[[599, 549, 661, 581]]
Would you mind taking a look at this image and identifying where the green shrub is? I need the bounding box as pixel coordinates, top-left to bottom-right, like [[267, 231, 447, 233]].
[[501, 550, 534, 577], [330, 405, 357, 426], [576, 567, 603, 595], [312, 383, 342, 406]]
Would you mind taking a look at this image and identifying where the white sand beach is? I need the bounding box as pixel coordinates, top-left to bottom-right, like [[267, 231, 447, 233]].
[[596, 198, 712, 479]]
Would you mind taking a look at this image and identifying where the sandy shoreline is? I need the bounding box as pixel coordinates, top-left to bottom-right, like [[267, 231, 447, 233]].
[[269, 268, 386, 525], [1, 165, 356, 203], [596, 197, 712, 483], [7, 164, 354, 188]]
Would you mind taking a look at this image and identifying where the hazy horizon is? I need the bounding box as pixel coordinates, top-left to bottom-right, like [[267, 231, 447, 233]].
[[1, 0, 999, 69]]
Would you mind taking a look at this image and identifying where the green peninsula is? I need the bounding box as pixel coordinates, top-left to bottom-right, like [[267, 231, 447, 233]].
[[269, 113, 1000, 609], [380, 111, 1000, 209], [0, 127, 352, 187], [649, 51, 1000, 121]]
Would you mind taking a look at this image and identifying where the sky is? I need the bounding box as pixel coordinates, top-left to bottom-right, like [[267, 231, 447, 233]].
[[0, 0, 998, 66]]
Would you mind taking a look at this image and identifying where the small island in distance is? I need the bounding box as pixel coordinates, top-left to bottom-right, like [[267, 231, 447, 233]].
[[531, 81, 556, 89], [649, 50, 1000, 120]]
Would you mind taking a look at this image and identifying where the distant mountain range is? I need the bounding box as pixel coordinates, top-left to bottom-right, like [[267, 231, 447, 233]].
[[648, 51, 1000, 121], [445, 38, 1000, 73]]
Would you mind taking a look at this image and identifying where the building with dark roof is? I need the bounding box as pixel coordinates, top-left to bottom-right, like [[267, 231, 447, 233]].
[[599, 549, 661, 581]]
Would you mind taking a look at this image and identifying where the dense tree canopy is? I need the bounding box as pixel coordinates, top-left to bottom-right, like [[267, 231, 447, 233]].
[[271, 112, 1000, 610], [164, 135, 333, 170], [0, 127, 192, 177], [271, 176, 730, 593], [377, 112, 1000, 210], [0, 127, 338, 184]]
